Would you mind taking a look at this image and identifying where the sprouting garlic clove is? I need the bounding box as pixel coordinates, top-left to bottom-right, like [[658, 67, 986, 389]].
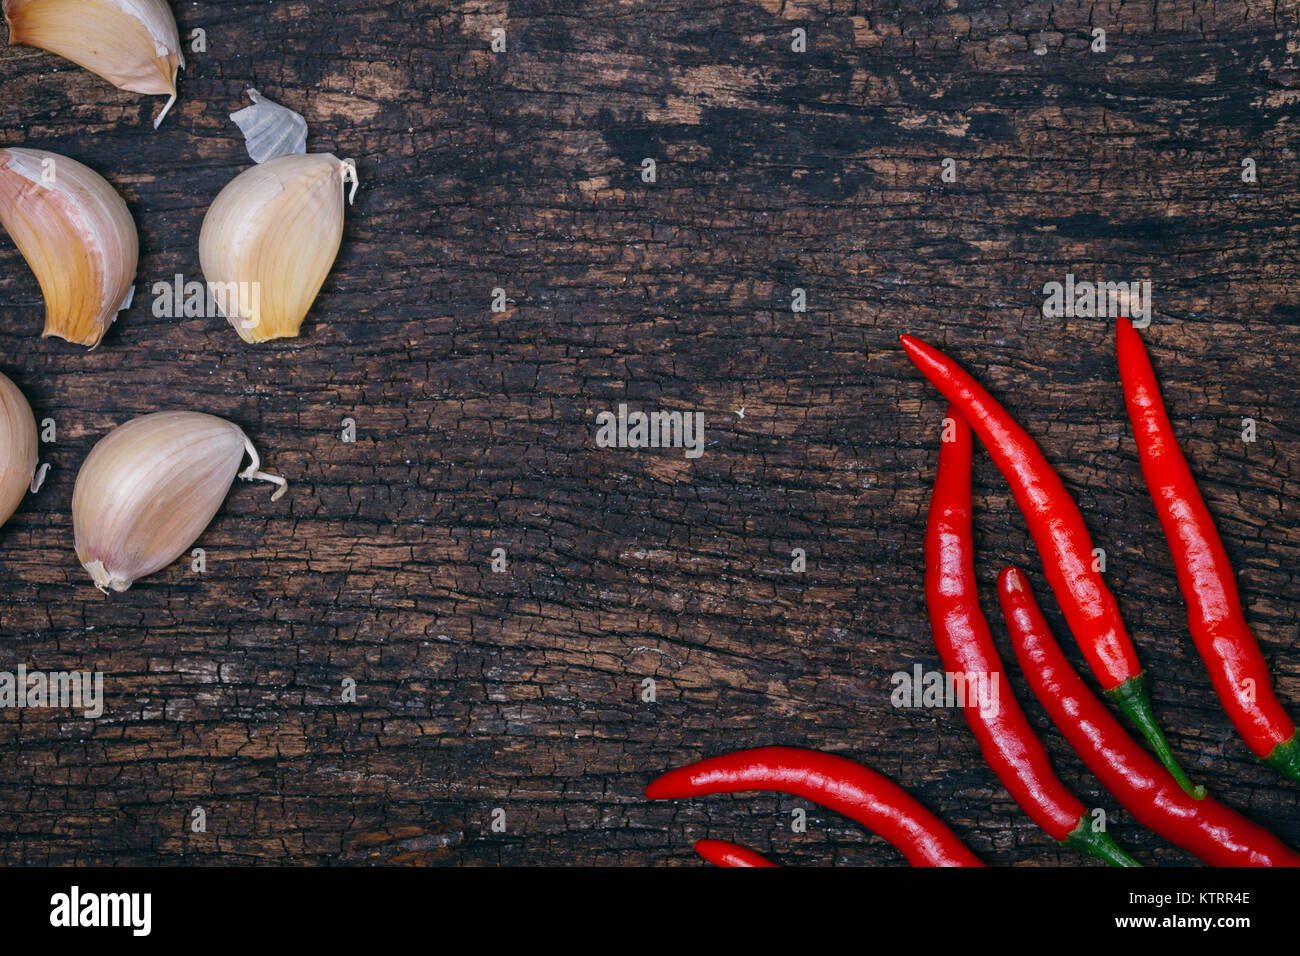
[[0, 371, 38, 530], [199, 153, 357, 344], [0, 147, 138, 348], [3, 0, 185, 127], [72, 411, 286, 593]]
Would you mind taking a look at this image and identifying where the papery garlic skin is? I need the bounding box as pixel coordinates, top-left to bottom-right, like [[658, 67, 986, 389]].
[[199, 153, 356, 344], [0, 371, 38, 530], [72, 411, 286, 592], [3, 0, 185, 127], [230, 89, 307, 164], [0, 147, 138, 348]]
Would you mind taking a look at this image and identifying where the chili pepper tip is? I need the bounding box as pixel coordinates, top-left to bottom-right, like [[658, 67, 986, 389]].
[[645, 747, 982, 865], [693, 840, 779, 868]]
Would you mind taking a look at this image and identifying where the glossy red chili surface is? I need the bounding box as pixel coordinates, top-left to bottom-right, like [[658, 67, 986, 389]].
[[646, 746, 983, 866], [1116, 317, 1297, 762], [902, 333, 1201, 798], [999, 566, 1300, 867], [693, 839, 778, 867], [925, 407, 1084, 842], [901, 333, 1139, 688]]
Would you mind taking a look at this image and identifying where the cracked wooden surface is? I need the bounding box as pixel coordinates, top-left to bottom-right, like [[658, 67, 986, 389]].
[[0, 0, 1298, 865]]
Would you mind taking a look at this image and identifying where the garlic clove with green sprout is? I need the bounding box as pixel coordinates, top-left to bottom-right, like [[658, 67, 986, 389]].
[[72, 411, 285, 592]]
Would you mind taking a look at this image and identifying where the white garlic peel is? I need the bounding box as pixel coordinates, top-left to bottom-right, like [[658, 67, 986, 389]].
[[0, 148, 138, 349], [72, 411, 286, 593], [199, 153, 357, 344], [3, 0, 185, 128], [230, 89, 308, 164], [0, 371, 38, 530]]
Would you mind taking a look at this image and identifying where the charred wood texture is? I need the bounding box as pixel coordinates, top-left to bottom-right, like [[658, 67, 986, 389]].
[[1, 0, 1298, 865]]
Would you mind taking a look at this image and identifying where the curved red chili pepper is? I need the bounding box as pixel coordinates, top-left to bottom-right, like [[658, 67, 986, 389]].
[[693, 839, 779, 867], [926, 407, 1137, 865], [900, 333, 1202, 799], [646, 746, 983, 866], [998, 566, 1300, 866], [1116, 317, 1300, 779]]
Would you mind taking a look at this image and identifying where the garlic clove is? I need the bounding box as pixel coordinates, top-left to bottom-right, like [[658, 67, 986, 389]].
[[3, 0, 185, 127], [72, 411, 286, 593], [0, 371, 38, 530], [0, 147, 138, 348], [199, 153, 357, 344]]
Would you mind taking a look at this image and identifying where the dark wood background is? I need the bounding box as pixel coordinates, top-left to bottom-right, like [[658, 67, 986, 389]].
[[0, 0, 1297, 866]]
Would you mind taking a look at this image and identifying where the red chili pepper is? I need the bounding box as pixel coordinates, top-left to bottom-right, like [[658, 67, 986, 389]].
[[900, 333, 1202, 799], [997, 566, 1300, 866], [1116, 317, 1300, 779], [646, 746, 983, 866], [693, 839, 779, 867], [926, 407, 1138, 865]]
